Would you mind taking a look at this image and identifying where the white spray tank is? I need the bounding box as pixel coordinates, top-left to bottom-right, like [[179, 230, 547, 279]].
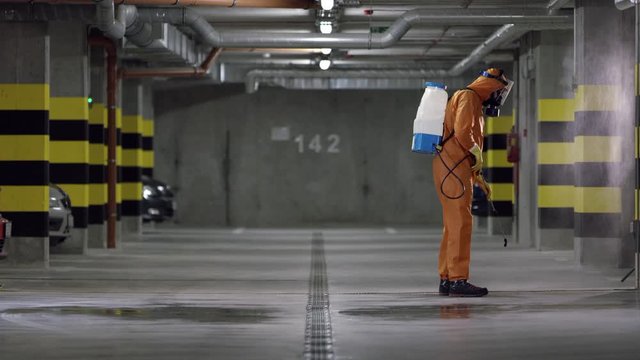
[[411, 82, 448, 154]]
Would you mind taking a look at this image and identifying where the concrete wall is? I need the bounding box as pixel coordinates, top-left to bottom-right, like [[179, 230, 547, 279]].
[[154, 84, 450, 227]]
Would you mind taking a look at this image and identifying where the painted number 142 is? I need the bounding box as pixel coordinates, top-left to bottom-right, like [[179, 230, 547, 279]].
[[294, 134, 341, 154]]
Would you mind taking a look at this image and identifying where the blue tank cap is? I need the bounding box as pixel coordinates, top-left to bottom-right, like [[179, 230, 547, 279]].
[[424, 82, 447, 90]]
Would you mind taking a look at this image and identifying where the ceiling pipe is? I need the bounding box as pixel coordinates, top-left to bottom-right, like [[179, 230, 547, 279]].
[[95, 0, 125, 39], [135, 7, 574, 49], [244, 22, 565, 93], [120, 47, 223, 78], [547, 0, 573, 15], [615, 0, 639, 10], [5, 0, 316, 8]]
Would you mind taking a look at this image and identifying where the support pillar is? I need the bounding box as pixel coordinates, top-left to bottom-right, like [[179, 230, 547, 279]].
[[142, 83, 155, 178], [88, 46, 107, 248], [485, 110, 515, 236], [574, 0, 635, 266], [121, 81, 144, 235], [535, 30, 575, 250], [49, 22, 89, 254], [0, 23, 50, 265]]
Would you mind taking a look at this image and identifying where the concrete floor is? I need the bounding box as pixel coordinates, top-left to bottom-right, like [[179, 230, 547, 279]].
[[0, 227, 638, 359]]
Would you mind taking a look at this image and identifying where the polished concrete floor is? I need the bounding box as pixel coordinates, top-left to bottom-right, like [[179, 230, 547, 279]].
[[0, 227, 639, 359]]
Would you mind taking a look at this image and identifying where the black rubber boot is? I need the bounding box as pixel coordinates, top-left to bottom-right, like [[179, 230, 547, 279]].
[[439, 279, 451, 296], [449, 280, 488, 297]]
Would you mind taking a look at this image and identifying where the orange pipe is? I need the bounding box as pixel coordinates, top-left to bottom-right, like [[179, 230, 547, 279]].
[[120, 47, 223, 79], [88, 35, 118, 250], [9, 0, 316, 8]]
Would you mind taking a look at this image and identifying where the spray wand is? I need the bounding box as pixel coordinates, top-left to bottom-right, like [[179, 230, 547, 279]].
[[475, 172, 508, 247]]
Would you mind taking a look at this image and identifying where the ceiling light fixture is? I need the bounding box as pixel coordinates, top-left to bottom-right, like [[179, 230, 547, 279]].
[[321, 0, 334, 10], [319, 21, 333, 34], [319, 59, 331, 71]]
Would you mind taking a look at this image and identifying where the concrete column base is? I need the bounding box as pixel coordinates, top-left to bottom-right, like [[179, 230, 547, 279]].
[[122, 216, 141, 237], [473, 216, 487, 232], [537, 228, 573, 251], [88, 223, 106, 249], [488, 217, 512, 236], [575, 237, 624, 267], [50, 228, 88, 255], [5, 236, 49, 267], [115, 221, 123, 249]]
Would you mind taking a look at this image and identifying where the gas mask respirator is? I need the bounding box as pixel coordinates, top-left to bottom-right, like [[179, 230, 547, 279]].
[[480, 70, 514, 117]]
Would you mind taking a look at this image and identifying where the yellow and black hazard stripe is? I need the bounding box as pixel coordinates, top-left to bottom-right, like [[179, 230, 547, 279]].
[[484, 114, 514, 216], [50, 97, 89, 229], [116, 108, 123, 221], [121, 114, 143, 217], [142, 117, 154, 177], [0, 84, 50, 237], [573, 85, 622, 238], [89, 102, 107, 225], [537, 98, 575, 230]]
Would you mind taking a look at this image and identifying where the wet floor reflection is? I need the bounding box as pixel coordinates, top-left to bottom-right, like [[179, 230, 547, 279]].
[[438, 304, 471, 319], [3, 305, 275, 323]]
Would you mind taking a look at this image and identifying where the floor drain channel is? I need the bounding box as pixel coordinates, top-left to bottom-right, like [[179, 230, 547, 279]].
[[303, 232, 334, 360]]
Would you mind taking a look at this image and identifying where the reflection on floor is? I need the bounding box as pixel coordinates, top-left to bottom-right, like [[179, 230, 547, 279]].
[[0, 228, 638, 360]]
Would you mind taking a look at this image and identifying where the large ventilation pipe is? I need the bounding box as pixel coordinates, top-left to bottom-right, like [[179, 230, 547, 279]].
[[244, 21, 570, 93], [6, 0, 316, 8], [135, 7, 573, 49], [120, 47, 223, 78], [95, 0, 125, 39], [615, 0, 639, 10], [547, 0, 573, 14], [138, 8, 573, 49]]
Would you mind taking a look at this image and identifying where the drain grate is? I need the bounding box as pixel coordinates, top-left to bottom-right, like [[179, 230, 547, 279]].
[[303, 232, 334, 360]]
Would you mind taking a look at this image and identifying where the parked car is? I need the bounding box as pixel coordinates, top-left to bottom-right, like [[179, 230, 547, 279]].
[[49, 184, 74, 246], [142, 175, 176, 223]]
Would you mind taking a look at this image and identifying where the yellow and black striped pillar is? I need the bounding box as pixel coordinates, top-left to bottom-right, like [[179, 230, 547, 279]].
[[49, 97, 89, 253], [142, 117, 154, 177], [116, 107, 123, 226], [87, 45, 108, 248], [0, 23, 50, 264], [49, 23, 90, 254], [141, 83, 155, 178], [121, 112, 143, 232], [573, 0, 635, 266], [574, 85, 624, 264], [537, 98, 575, 249], [88, 101, 107, 247], [484, 114, 514, 235]]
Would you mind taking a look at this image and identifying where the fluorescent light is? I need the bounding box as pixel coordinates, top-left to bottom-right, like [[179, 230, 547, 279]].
[[321, 0, 334, 10], [321, 48, 332, 55], [319, 59, 331, 70], [319, 21, 332, 34]]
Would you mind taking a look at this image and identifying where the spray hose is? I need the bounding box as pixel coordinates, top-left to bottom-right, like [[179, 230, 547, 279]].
[[436, 146, 508, 247]]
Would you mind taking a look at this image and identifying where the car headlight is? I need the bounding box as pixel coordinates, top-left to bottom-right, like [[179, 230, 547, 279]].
[[49, 197, 59, 208], [143, 185, 154, 200]]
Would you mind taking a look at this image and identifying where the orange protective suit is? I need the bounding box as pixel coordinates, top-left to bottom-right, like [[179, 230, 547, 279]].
[[432, 70, 506, 281]]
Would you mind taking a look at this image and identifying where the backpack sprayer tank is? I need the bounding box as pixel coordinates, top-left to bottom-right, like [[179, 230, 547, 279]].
[[411, 82, 448, 154]]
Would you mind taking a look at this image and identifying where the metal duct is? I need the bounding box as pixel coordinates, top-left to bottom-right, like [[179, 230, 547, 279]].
[[5, 0, 316, 8], [547, 0, 573, 14], [136, 7, 573, 49], [244, 22, 565, 93], [615, 0, 639, 10], [0, 3, 95, 21], [95, 0, 125, 39]]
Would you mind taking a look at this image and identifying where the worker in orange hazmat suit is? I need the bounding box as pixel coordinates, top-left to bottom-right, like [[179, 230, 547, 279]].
[[433, 68, 513, 297]]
